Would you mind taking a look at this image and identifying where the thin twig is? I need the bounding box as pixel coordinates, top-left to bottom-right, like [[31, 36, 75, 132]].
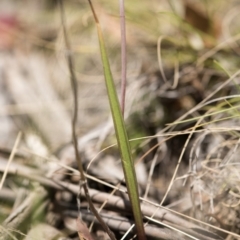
[[58, 1, 116, 239]]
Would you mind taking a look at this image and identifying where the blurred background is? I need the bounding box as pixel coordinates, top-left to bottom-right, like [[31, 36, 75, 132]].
[[1, 0, 238, 150], [1, 0, 240, 239]]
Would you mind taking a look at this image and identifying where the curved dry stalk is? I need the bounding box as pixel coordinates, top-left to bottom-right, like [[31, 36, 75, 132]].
[[58, 1, 116, 239], [157, 36, 179, 89]]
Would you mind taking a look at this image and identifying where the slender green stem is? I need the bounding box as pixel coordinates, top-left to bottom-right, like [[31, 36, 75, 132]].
[[87, 1, 146, 238]]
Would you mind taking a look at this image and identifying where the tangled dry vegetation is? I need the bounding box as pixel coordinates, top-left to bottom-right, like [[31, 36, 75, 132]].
[[1, 0, 240, 239]]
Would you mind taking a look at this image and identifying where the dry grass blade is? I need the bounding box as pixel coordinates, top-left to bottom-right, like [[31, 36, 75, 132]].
[[0, 132, 22, 190]]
